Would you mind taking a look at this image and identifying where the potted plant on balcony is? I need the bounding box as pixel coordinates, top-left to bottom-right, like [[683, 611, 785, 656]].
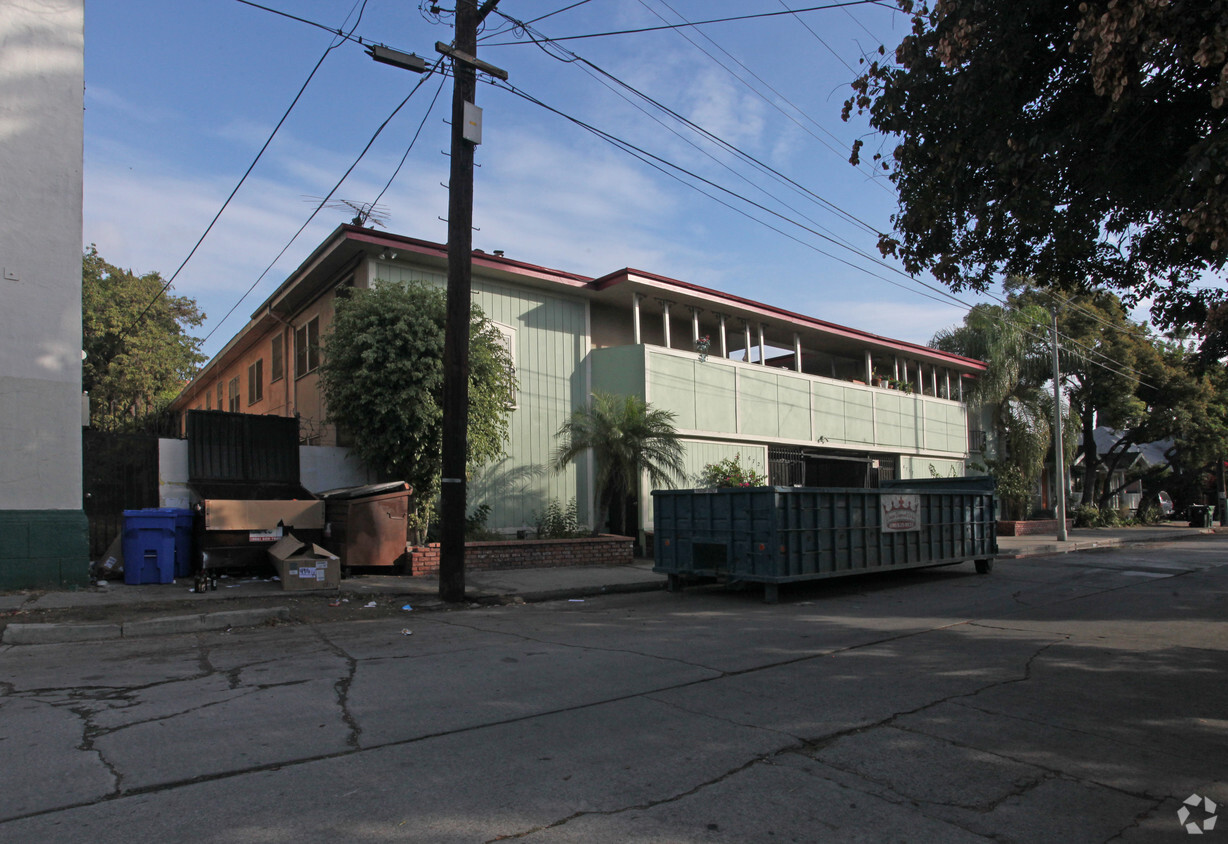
[[695, 334, 711, 362]]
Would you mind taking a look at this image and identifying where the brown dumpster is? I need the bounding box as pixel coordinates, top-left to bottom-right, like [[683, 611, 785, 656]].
[[319, 482, 412, 569]]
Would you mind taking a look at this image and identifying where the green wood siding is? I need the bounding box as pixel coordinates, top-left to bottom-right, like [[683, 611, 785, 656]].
[[641, 440, 769, 531], [899, 456, 965, 480], [371, 264, 590, 530]]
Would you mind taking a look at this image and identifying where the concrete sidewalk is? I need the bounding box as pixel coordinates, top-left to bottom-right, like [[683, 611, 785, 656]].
[[1, 523, 1221, 644]]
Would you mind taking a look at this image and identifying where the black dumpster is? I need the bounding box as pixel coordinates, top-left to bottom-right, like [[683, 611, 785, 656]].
[[1189, 504, 1214, 528], [653, 485, 998, 602]]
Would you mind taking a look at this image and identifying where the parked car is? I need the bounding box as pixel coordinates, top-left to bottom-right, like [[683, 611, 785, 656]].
[[1157, 491, 1174, 517]]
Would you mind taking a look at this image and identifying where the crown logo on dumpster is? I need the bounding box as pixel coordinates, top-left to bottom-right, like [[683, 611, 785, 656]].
[[881, 494, 921, 532], [884, 497, 919, 514]]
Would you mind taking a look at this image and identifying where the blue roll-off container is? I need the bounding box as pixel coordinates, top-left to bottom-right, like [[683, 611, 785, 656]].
[[653, 485, 997, 602], [122, 508, 195, 584]]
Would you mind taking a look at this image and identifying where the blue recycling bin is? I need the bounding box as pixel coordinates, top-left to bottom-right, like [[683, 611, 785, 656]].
[[122, 509, 194, 584]]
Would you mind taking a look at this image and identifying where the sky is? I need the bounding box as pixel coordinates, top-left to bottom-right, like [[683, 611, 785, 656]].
[[83, 0, 994, 361]]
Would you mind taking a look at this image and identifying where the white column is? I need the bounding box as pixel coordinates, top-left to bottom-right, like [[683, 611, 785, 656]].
[[864, 350, 873, 383], [717, 313, 728, 359], [690, 306, 701, 345], [632, 293, 643, 345], [893, 357, 900, 381], [794, 333, 802, 372], [658, 299, 672, 349], [931, 366, 938, 397], [944, 369, 951, 399], [757, 324, 766, 366], [743, 320, 752, 362]]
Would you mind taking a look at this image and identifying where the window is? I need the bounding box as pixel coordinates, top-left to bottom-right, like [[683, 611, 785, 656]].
[[247, 358, 264, 406], [227, 376, 240, 412], [217, 381, 223, 409], [490, 321, 517, 409], [271, 334, 284, 382], [205, 389, 212, 411], [295, 317, 320, 378]]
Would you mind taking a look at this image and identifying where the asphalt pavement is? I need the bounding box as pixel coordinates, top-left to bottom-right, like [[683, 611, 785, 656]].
[[1, 522, 1220, 645]]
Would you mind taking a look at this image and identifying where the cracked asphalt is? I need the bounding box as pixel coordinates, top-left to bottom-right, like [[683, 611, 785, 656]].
[[2, 538, 1225, 843]]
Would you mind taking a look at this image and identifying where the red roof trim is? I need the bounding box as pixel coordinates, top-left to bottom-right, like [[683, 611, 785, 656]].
[[341, 226, 593, 288]]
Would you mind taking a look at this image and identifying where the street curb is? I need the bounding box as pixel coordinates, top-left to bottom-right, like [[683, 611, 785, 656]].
[[2, 607, 290, 645], [1, 622, 122, 645], [998, 528, 1219, 559], [467, 579, 666, 605]]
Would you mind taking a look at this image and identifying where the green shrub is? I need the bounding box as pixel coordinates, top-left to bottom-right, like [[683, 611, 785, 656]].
[[1073, 504, 1102, 528], [696, 455, 767, 488], [534, 498, 586, 539], [1135, 503, 1165, 525]]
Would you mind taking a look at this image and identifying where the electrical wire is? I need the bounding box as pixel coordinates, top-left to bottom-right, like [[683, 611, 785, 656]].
[[480, 0, 891, 46], [499, 13, 884, 238], [121, 0, 369, 341], [232, 0, 368, 46], [777, 0, 860, 75], [489, 72, 1161, 388], [201, 59, 445, 344], [369, 72, 449, 212], [632, 0, 891, 194]]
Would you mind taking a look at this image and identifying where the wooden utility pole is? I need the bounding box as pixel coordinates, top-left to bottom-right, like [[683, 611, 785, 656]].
[[438, 0, 502, 602]]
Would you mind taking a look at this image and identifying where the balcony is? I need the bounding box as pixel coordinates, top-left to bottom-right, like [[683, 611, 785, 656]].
[[591, 344, 970, 456]]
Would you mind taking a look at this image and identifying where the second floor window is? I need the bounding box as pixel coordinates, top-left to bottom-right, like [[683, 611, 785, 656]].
[[248, 358, 264, 406], [295, 317, 320, 378], [271, 334, 284, 382], [227, 376, 240, 412]]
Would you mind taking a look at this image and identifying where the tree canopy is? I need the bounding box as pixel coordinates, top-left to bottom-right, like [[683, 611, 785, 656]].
[[935, 279, 1228, 513], [846, 0, 1228, 346], [318, 280, 516, 536], [82, 245, 206, 432]]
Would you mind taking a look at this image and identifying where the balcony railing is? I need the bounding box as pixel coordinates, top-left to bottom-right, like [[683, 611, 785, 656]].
[[591, 344, 970, 456]]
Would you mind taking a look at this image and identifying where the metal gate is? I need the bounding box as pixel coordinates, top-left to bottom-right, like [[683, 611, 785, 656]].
[[82, 429, 159, 558]]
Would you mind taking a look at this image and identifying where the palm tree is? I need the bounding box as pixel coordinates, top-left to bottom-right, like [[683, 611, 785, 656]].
[[932, 301, 1058, 518], [553, 392, 685, 538]]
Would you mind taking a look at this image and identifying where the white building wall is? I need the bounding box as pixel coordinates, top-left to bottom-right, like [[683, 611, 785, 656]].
[[0, 0, 85, 511]]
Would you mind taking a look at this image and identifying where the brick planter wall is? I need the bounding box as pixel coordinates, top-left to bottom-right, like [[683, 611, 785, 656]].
[[997, 519, 1074, 536], [407, 535, 634, 576]]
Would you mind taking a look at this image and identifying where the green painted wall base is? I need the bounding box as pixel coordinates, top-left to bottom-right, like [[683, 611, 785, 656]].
[[0, 510, 90, 590]]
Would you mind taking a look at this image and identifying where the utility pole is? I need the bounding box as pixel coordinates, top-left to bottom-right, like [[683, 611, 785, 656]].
[[438, 0, 504, 602], [1051, 309, 1068, 542]]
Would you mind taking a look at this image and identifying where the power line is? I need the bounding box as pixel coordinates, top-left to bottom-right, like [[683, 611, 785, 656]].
[[481, 0, 891, 46], [232, 0, 368, 46], [633, 0, 893, 194], [201, 60, 445, 344], [120, 0, 369, 342], [489, 74, 1161, 389], [499, 13, 884, 238], [778, 0, 860, 75], [482, 14, 1156, 385]]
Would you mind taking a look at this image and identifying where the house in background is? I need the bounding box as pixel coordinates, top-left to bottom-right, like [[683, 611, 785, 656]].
[[170, 225, 988, 536], [1072, 427, 1174, 513], [0, 0, 88, 589]]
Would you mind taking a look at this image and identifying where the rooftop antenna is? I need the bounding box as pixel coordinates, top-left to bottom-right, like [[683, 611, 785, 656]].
[[303, 196, 391, 229]]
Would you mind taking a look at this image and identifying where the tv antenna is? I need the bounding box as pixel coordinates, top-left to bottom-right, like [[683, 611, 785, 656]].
[[304, 197, 391, 229]]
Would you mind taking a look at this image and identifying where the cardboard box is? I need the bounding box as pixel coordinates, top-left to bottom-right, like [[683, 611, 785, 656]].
[[268, 534, 340, 591], [201, 500, 324, 531]]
